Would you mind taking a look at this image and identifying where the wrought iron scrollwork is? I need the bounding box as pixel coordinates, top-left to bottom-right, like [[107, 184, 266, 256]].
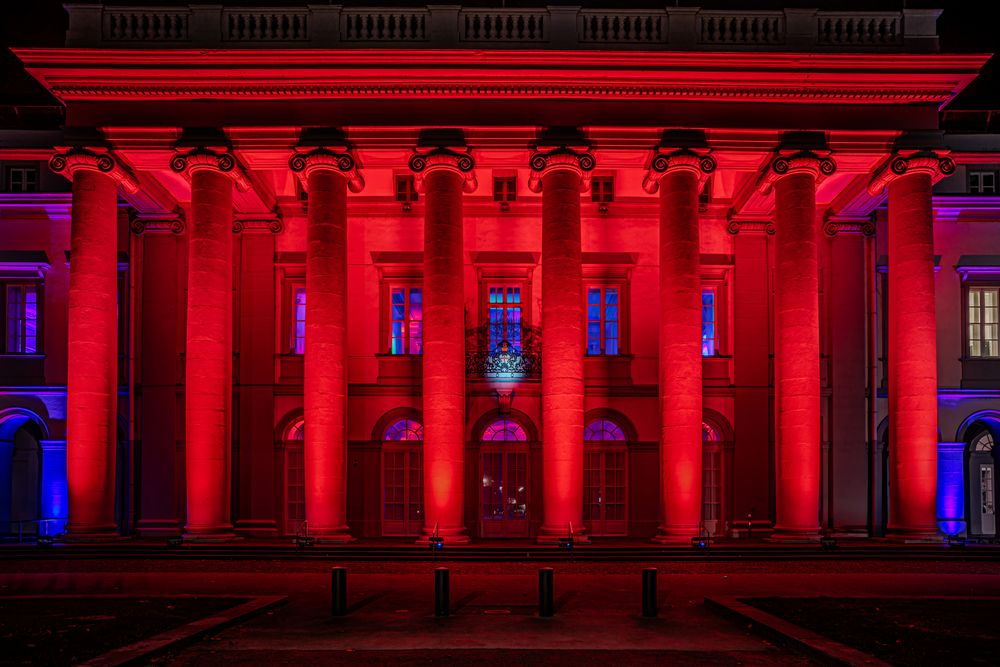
[[465, 324, 541, 379]]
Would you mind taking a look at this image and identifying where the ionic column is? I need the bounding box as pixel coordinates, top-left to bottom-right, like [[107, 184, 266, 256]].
[[760, 152, 836, 540], [868, 152, 955, 539], [529, 146, 595, 543], [170, 149, 251, 538], [643, 150, 717, 542], [289, 148, 364, 541], [409, 147, 477, 544], [49, 149, 138, 538]]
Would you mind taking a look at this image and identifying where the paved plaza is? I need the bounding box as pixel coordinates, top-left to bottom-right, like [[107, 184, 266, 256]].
[[3, 553, 999, 665]]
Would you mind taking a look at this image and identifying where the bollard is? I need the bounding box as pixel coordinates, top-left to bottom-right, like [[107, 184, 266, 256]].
[[538, 567, 554, 617], [331, 567, 348, 616], [435, 567, 450, 617], [642, 568, 657, 618]]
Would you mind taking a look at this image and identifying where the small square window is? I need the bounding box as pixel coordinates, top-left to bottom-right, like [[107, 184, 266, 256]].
[[591, 176, 614, 204], [6, 167, 38, 193], [969, 171, 997, 195], [395, 175, 418, 203], [493, 176, 516, 202]]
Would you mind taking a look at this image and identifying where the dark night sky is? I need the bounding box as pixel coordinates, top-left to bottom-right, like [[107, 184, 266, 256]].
[[2, 1, 997, 116]]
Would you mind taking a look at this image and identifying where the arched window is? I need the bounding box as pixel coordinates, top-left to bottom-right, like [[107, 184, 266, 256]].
[[584, 419, 626, 442], [702, 421, 723, 534], [383, 418, 423, 536], [482, 419, 527, 442], [385, 419, 423, 441], [283, 419, 305, 536], [966, 426, 997, 539], [584, 418, 627, 536], [973, 430, 995, 452], [480, 417, 529, 537]]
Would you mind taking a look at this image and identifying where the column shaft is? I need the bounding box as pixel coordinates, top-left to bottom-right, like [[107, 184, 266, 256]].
[[421, 168, 468, 543], [304, 169, 351, 539], [887, 172, 938, 537], [65, 169, 119, 536], [655, 169, 703, 541], [540, 168, 586, 540], [773, 172, 821, 538], [184, 168, 234, 537]]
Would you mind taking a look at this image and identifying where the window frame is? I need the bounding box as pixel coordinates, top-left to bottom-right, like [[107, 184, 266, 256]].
[[700, 266, 732, 358], [969, 169, 998, 195], [965, 283, 1000, 360], [394, 174, 418, 203], [1, 280, 43, 355], [582, 273, 630, 356], [279, 276, 306, 355], [585, 284, 623, 356], [493, 175, 517, 202], [4, 164, 39, 193], [477, 266, 534, 345], [379, 278, 423, 356], [583, 418, 628, 536], [386, 284, 424, 355], [590, 175, 615, 203]]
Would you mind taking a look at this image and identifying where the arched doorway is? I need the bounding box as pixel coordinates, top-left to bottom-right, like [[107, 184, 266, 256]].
[[965, 421, 999, 540], [480, 418, 529, 538], [702, 418, 733, 537], [381, 417, 424, 537], [0, 410, 45, 537], [583, 418, 627, 536], [281, 418, 306, 536]]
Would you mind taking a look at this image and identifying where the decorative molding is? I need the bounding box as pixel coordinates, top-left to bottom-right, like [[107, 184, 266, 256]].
[[755, 150, 836, 195], [726, 218, 775, 235], [48, 147, 139, 194], [233, 210, 283, 234], [169, 147, 252, 192], [289, 147, 365, 193], [822, 216, 875, 237], [129, 209, 185, 235], [408, 146, 477, 193], [528, 146, 596, 192], [642, 148, 716, 194], [867, 150, 956, 196]]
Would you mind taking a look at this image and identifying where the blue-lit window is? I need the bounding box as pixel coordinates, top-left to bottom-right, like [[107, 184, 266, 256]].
[[586, 286, 619, 355], [390, 287, 422, 355], [5, 284, 39, 354], [702, 288, 717, 357], [488, 286, 521, 352], [292, 287, 306, 354]]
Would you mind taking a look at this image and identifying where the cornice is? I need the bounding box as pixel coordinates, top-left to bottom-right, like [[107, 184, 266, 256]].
[[16, 49, 986, 106]]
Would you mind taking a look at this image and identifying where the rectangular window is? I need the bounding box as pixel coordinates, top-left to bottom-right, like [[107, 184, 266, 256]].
[[586, 286, 619, 355], [4, 284, 39, 354], [969, 171, 998, 195], [6, 167, 38, 193], [702, 288, 717, 356], [493, 176, 516, 202], [286, 447, 305, 535], [488, 285, 522, 351], [702, 449, 721, 522], [969, 287, 999, 358], [591, 176, 614, 203], [390, 286, 422, 354], [292, 287, 306, 354], [395, 175, 418, 202]]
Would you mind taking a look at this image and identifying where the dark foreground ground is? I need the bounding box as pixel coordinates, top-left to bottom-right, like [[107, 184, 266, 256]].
[[2, 557, 999, 666]]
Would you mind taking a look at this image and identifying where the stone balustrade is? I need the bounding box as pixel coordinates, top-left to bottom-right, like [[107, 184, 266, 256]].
[[64, 4, 941, 51]]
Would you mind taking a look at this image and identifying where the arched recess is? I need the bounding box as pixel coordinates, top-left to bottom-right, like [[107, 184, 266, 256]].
[[0, 408, 49, 536], [582, 410, 632, 536], [701, 409, 733, 537], [375, 407, 424, 537], [474, 410, 535, 538], [274, 408, 305, 536], [959, 411, 1000, 540]]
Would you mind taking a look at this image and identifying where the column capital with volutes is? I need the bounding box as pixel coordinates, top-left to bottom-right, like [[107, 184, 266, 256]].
[[49, 147, 139, 194], [867, 150, 955, 196], [170, 147, 252, 192], [289, 146, 365, 193], [642, 148, 716, 194], [408, 146, 477, 193], [756, 150, 837, 195], [528, 145, 595, 193]]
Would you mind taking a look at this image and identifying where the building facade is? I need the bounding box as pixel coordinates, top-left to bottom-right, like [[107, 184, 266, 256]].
[[1, 4, 997, 542]]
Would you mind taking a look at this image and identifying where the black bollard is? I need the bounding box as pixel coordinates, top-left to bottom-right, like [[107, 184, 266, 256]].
[[642, 568, 657, 618], [538, 567, 554, 617], [331, 567, 348, 616], [435, 567, 450, 617]]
